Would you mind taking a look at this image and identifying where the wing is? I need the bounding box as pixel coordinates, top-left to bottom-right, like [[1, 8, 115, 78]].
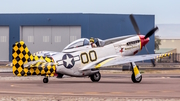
[[80, 53, 172, 71]]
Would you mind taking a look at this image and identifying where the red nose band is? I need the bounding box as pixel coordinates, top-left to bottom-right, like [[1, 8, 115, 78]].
[[138, 35, 149, 50]]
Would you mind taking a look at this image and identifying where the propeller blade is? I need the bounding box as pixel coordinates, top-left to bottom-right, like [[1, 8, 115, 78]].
[[129, 14, 140, 35], [145, 27, 158, 39], [145, 46, 156, 67], [144, 45, 149, 54]]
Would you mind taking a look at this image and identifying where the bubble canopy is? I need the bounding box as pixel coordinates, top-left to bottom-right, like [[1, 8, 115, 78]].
[[63, 38, 90, 50]]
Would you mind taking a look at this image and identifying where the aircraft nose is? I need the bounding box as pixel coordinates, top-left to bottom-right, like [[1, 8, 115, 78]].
[[143, 37, 149, 45], [139, 35, 149, 49]]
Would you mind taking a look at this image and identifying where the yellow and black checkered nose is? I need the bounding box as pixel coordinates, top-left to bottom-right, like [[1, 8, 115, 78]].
[[12, 41, 56, 77]]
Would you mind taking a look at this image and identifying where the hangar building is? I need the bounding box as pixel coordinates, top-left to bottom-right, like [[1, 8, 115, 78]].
[[0, 13, 155, 61]]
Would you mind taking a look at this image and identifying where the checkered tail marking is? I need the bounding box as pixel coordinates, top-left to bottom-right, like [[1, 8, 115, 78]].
[[12, 41, 56, 77]]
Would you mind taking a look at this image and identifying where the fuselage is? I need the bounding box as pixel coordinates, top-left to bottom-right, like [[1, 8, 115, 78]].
[[51, 35, 149, 77]]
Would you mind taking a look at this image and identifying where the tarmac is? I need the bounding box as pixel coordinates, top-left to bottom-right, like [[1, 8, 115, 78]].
[[0, 72, 180, 100], [0, 63, 180, 100]]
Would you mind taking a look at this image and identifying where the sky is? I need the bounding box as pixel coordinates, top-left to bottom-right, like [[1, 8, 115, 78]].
[[0, 0, 180, 24]]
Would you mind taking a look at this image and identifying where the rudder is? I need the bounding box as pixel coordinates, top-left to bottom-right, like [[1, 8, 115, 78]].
[[12, 41, 33, 76]]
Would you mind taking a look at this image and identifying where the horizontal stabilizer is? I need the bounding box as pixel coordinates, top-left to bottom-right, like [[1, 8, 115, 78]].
[[23, 59, 46, 68]]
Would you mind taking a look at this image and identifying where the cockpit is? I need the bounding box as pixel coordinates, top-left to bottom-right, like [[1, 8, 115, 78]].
[[63, 38, 91, 50], [63, 38, 103, 51]]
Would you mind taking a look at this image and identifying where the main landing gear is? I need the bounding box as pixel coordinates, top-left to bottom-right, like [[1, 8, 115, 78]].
[[43, 76, 49, 83], [90, 72, 101, 82], [131, 63, 142, 83], [131, 73, 142, 83]]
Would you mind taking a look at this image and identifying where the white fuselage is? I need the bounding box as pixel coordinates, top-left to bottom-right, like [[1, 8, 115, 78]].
[[51, 35, 141, 77]]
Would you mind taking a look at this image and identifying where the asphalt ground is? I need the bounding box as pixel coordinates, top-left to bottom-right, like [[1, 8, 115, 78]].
[[0, 73, 180, 99], [0, 63, 180, 100]]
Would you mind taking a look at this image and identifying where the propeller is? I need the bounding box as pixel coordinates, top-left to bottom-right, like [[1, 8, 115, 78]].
[[130, 14, 140, 35], [129, 14, 159, 38], [129, 14, 158, 67], [144, 27, 158, 39]]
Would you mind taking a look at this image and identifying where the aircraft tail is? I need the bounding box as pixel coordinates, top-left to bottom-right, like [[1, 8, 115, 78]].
[[12, 41, 56, 76]]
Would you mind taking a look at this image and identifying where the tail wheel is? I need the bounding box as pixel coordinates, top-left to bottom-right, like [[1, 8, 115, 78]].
[[90, 72, 101, 82], [43, 77, 49, 83], [131, 73, 142, 83]]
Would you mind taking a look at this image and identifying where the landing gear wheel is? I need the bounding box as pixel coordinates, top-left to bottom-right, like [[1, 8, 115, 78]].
[[43, 77, 49, 83], [90, 72, 101, 82], [131, 73, 142, 83]]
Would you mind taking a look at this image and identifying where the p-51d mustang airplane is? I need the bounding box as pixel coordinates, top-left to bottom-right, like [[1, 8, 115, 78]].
[[12, 14, 171, 83]]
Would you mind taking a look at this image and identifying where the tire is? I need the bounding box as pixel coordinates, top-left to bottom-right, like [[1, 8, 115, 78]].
[[131, 73, 142, 83], [43, 78, 49, 83], [90, 72, 101, 82]]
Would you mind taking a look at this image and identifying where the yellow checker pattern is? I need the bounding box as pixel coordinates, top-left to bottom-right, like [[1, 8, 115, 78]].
[[155, 53, 172, 59], [12, 41, 56, 77]]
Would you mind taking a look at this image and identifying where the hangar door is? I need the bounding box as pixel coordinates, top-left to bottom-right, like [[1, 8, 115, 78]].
[[20, 26, 81, 53], [0, 26, 9, 61]]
